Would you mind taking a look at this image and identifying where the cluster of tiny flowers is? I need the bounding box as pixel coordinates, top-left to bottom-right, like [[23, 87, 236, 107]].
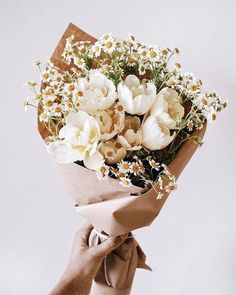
[[24, 33, 227, 191]]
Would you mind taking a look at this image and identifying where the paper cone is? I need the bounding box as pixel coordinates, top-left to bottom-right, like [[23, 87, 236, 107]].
[[38, 23, 207, 295]]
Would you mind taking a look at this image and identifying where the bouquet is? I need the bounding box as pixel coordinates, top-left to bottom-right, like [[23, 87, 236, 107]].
[[24, 23, 226, 294]]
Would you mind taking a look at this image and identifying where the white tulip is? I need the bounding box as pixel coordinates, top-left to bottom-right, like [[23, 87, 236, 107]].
[[99, 140, 126, 164], [151, 87, 184, 129], [117, 75, 156, 115], [117, 116, 142, 150], [94, 103, 125, 141], [47, 111, 104, 170], [72, 70, 117, 114], [141, 115, 175, 150]]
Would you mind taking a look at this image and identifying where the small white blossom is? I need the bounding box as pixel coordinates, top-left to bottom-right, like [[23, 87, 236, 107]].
[[119, 177, 132, 187]]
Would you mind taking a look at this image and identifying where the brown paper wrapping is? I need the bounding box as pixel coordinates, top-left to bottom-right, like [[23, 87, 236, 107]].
[[39, 23, 207, 295]]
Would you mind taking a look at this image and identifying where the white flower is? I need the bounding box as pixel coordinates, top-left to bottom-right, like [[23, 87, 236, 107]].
[[99, 139, 126, 164], [51, 104, 64, 117], [94, 103, 124, 141], [39, 111, 50, 122], [117, 116, 142, 150], [141, 116, 175, 150], [164, 181, 177, 193], [91, 42, 102, 57], [96, 164, 110, 180], [73, 57, 86, 70], [119, 177, 132, 187], [208, 107, 217, 122], [131, 161, 144, 175], [150, 87, 184, 129], [100, 34, 116, 54], [47, 111, 104, 170], [138, 62, 148, 75], [117, 160, 132, 174], [117, 75, 156, 115], [148, 159, 161, 171], [74, 70, 117, 114]]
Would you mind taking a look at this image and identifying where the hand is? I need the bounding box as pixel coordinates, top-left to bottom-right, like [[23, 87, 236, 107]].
[[49, 223, 128, 295]]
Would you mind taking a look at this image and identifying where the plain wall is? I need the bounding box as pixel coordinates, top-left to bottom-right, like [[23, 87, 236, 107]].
[[0, 0, 235, 294]]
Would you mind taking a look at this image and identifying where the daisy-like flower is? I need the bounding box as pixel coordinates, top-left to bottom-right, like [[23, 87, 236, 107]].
[[41, 70, 52, 83], [73, 57, 86, 70], [39, 111, 50, 122], [117, 160, 132, 174], [164, 181, 177, 193], [52, 104, 64, 117], [148, 159, 161, 171], [101, 34, 116, 54], [208, 107, 217, 122], [148, 48, 159, 62], [127, 56, 136, 67], [138, 62, 148, 75], [96, 164, 110, 180], [64, 83, 76, 96], [131, 161, 144, 176], [91, 42, 102, 57], [138, 46, 149, 60], [187, 120, 194, 131], [24, 80, 37, 87], [42, 96, 56, 110], [119, 176, 132, 187]]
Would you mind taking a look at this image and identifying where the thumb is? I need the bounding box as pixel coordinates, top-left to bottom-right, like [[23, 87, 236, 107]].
[[94, 234, 128, 258]]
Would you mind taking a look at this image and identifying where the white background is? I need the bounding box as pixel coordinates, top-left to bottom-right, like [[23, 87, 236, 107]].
[[0, 0, 236, 294]]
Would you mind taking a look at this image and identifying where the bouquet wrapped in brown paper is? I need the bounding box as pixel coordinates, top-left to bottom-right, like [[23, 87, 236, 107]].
[[24, 23, 226, 294]]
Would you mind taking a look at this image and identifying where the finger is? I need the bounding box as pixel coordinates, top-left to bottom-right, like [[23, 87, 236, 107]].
[[94, 234, 128, 258], [77, 223, 93, 247]]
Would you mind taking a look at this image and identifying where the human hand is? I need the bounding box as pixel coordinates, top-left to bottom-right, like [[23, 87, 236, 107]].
[[49, 223, 128, 295]]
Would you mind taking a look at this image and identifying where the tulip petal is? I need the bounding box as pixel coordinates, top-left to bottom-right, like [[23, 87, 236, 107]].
[[83, 150, 104, 171], [118, 84, 134, 114], [47, 140, 84, 164]]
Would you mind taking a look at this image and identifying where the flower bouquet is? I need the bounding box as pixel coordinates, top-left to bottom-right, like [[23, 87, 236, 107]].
[[25, 23, 226, 294]]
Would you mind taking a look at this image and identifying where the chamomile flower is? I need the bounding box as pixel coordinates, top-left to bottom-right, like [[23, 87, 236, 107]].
[[131, 162, 143, 176], [148, 159, 161, 171], [39, 111, 50, 122], [24, 80, 37, 87], [127, 56, 136, 67], [119, 176, 132, 187], [148, 48, 159, 62], [42, 96, 56, 109], [138, 62, 148, 75], [187, 120, 194, 131], [117, 160, 132, 174], [52, 104, 64, 117], [164, 181, 177, 193], [208, 107, 217, 122], [73, 57, 86, 70], [96, 164, 109, 180], [41, 70, 51, 83], [138, 46, 149, 60], [91, 42, 102, 57]]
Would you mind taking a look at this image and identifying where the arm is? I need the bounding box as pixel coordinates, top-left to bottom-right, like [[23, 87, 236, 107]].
[[49, 224, 128, 295]]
